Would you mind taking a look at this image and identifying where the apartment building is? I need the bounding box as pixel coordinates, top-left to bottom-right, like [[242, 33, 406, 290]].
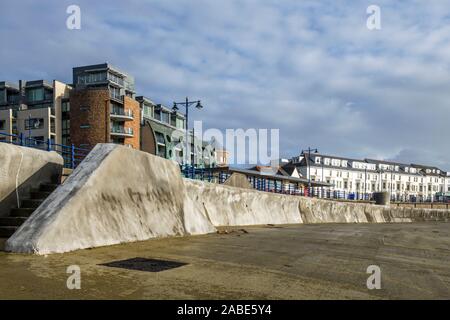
[[69, 63, 140, 150], [291, 152, 450, 201], [137, 96, 216, 168], [1, 63, 217, 168], [0, 80, 71, 146]]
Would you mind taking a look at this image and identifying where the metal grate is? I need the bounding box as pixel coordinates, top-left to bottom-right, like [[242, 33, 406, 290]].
[[99, 257, 187, 273]]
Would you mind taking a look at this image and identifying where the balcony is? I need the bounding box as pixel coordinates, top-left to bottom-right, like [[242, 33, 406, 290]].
[[110, 108, 134, 121], [110, 126, 133, 138]]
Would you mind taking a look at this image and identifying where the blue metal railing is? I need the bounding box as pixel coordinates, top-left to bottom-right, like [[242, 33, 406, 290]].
[[180, 165, 450, 203], [0, 132, 90, 169]]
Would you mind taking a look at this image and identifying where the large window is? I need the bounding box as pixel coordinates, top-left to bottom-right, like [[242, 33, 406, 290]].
[[107, 72, 124, 86], [26, 88, 44, 102], [0, 120, 5, 130], [0, 89, 5, 103], [25, 118, 44, 130], [7, 93, 19, 104], [77, 72, 107, 85]]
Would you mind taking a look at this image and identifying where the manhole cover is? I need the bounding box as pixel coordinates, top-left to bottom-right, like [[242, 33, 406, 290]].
[[99, 257, 188, 273]]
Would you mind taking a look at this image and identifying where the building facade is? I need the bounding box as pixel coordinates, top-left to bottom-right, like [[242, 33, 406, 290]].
[[0, 80, 71, 146], [291, 152, 450, 201], [1, 63, 218, 168], [137, 96, 216, 168], [69, 63, 140, 150]]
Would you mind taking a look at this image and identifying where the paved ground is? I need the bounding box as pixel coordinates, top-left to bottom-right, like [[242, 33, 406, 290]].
[[0, 222, 449, 299]]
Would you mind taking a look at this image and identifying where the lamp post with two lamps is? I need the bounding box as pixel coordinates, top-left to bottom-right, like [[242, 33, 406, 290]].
[[172, 97, 203, 166]]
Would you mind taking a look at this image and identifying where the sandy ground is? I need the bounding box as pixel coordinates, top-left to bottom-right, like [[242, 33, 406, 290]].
[[0, 222, 449, 299]]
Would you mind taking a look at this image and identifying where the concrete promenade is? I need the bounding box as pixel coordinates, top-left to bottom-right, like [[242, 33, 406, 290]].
[[1, 222, 449, 299]]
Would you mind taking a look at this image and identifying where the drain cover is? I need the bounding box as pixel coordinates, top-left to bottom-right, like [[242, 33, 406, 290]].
[[100, 257, 187, 273]]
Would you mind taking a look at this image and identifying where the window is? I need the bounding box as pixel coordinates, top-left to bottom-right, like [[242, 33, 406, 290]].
[[110, 87, 121, 100], [78, 72, 107, 85], [25, 118, 44, 130], [50, 118, 56, 133], [26, 88, 44, 102], [176, 117, 185, 129], [154, 109, 161, 121], [155, 132, 165, 145], [80, 124, 90, 129], [107, 72, 124, 86], [7, 93, 19, 104], [143, 104, 153, 118], [155, 132, 166, 158], [161, 112, 170, 124], [0, 120, 5, 130], [62, 101, 70, 113], [0, 89, 5, 103]]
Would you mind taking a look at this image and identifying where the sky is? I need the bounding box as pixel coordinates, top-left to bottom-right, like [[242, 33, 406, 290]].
[[1, 0, 450, 169]]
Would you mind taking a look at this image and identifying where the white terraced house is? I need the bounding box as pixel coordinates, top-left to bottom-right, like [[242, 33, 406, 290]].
[[290, 152, 450, 202]]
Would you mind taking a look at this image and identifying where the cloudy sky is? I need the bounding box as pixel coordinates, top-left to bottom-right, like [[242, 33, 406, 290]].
[[1, 0, 450, 168]]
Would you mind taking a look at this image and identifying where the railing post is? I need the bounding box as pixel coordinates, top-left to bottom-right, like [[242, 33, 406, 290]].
[[19, 133, 24, 146], [46, 138, 52, 152], [71, 144, 75, 169]]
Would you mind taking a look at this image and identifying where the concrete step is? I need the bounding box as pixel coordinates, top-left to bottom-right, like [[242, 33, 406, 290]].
[[21, 199, 44, 209], [0, 217, 27, 227], [10, 208, 35, 217], [61, 168, 73, 184], [30, 191, 52, 200], [63, 168, 73, 176], [39, 183, 59, 192], [0, 226, 17, 238]]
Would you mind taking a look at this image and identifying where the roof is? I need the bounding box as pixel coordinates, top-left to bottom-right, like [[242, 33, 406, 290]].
[[364, 158, 408, 167], [292, 152, 448, 176], [211, 166, 331, 187], [303, 152, 363, 163]]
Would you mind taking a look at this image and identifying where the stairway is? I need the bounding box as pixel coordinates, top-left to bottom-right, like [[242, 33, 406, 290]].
[[0, 168, 72, 239]]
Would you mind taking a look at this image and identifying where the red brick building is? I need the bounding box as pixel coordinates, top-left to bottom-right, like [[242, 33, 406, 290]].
[[69, 63, 140, 150]]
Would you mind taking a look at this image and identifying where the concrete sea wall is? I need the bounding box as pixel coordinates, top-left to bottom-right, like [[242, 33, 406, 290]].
[[0, 143, 63, 217], [5, 144, 450, 255], [6, 144, 214, 254]]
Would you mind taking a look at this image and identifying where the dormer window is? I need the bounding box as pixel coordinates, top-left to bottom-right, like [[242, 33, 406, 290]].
[[315, 157, 321, 164]]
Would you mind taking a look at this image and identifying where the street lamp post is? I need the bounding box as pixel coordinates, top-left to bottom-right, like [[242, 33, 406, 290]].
[[301, 147, 318, 197], [173, 97, 203, 166]]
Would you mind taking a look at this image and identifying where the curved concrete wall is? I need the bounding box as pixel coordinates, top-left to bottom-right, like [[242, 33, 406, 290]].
[[6, 144, 450, 255], [6, 144, 214, 254], [0, 143, 63, 216]]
